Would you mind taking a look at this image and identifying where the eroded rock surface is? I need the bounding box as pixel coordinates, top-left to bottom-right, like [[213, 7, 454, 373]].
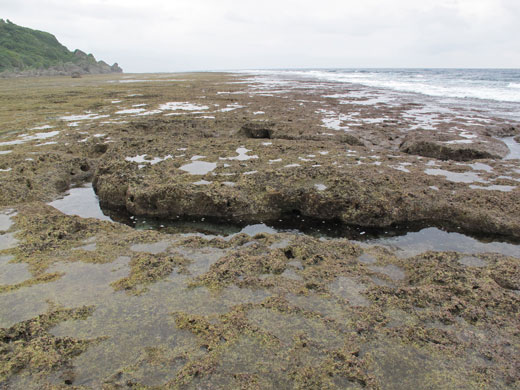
[[92, 120, 520, 238], [1, 72, 519, 389]]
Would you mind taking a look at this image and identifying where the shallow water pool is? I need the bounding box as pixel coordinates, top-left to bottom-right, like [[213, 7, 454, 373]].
[[46, 184, 520, 258]]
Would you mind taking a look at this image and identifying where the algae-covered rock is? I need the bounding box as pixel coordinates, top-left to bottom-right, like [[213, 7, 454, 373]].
[[93, 137, 520, 238], [399, 131, 508, 161], [1, 71, 519, 389], [0, 306, 95, 385]]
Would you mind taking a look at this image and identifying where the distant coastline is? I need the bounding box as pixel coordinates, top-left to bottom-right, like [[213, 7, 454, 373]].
[[0, 19, 122, 78]]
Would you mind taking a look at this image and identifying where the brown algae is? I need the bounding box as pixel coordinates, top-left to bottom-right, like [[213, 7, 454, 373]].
[[1, 73, 519, 389]]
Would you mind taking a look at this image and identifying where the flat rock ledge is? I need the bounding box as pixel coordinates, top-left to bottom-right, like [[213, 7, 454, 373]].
[[93, 136, 520, 239]]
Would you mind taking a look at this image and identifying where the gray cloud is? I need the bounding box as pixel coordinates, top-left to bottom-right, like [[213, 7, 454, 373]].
[[3, 0, 518, 72]]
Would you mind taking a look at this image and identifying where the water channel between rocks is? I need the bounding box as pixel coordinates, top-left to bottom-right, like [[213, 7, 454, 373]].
[[48, 183, 520, 258]]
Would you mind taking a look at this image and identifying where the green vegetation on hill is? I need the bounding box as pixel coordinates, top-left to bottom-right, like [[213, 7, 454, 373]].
[[0, 19, 77, 71], [0, 19, 119, 75]]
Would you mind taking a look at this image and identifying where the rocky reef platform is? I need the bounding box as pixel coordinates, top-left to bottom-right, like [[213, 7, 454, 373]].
[[0, 73, 519, 389]]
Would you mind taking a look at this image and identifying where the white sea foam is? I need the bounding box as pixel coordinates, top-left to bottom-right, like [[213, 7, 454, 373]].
[[243, 69, 520, 103], [237, 70, 520, 122]]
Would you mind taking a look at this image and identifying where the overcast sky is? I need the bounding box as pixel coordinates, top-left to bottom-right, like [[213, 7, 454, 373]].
[[3, 0, 519, 72]]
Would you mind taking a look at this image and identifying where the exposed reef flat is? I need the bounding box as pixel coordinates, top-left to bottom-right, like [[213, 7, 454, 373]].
[[0, 73, 519, 389]]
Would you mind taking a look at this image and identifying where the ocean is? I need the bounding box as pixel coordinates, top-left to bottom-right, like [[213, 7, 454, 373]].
[[237, 68, 520, 122]]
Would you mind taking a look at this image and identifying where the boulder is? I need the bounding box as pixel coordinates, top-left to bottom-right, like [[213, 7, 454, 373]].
[[399, 131, 508, 161]]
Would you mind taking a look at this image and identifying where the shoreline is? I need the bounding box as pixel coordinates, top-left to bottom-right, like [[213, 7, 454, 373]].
[[0, 72, 519, 389]]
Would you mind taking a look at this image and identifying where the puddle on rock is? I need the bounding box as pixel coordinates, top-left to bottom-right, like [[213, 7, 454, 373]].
[[247, 307, 341, 348], [469, 184, 516, 192], [0, 231, 18, 250], [280, 268, 302, 281], [287, 259, 303, 270], [0, 209, 16, 230], [286, 292, 355, 330], [73, 243, 97, 251], [269, 238, 292, 249], [328, 276, 370, 306], [192, 331, 363, 390], [0, 256, 132, 328], [424, 168, 486, 184], [221, 147, 258, 161], [179, 160, 217, 175], [0, 244, 270, 387], [193, 334, 292, 389], [357, 253, 377, 264], [363, 339, 498, 390], [50, 280, 269, 387], [0, 254, 31, 285], [364, 227, 520, 258], [369, 265, 406, 281], [502, 137, 520, 160], [48, 183, 113, 221], [173, 246, 227, 276], [458, 255, 488, 267], [130, 239, 171, 254]]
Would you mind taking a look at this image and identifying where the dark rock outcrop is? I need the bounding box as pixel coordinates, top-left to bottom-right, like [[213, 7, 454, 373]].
[[399, 131, 508, 161], [91, 132, 520, 239], [485, 124, 519, 137], [240, 122, 275, 138]]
